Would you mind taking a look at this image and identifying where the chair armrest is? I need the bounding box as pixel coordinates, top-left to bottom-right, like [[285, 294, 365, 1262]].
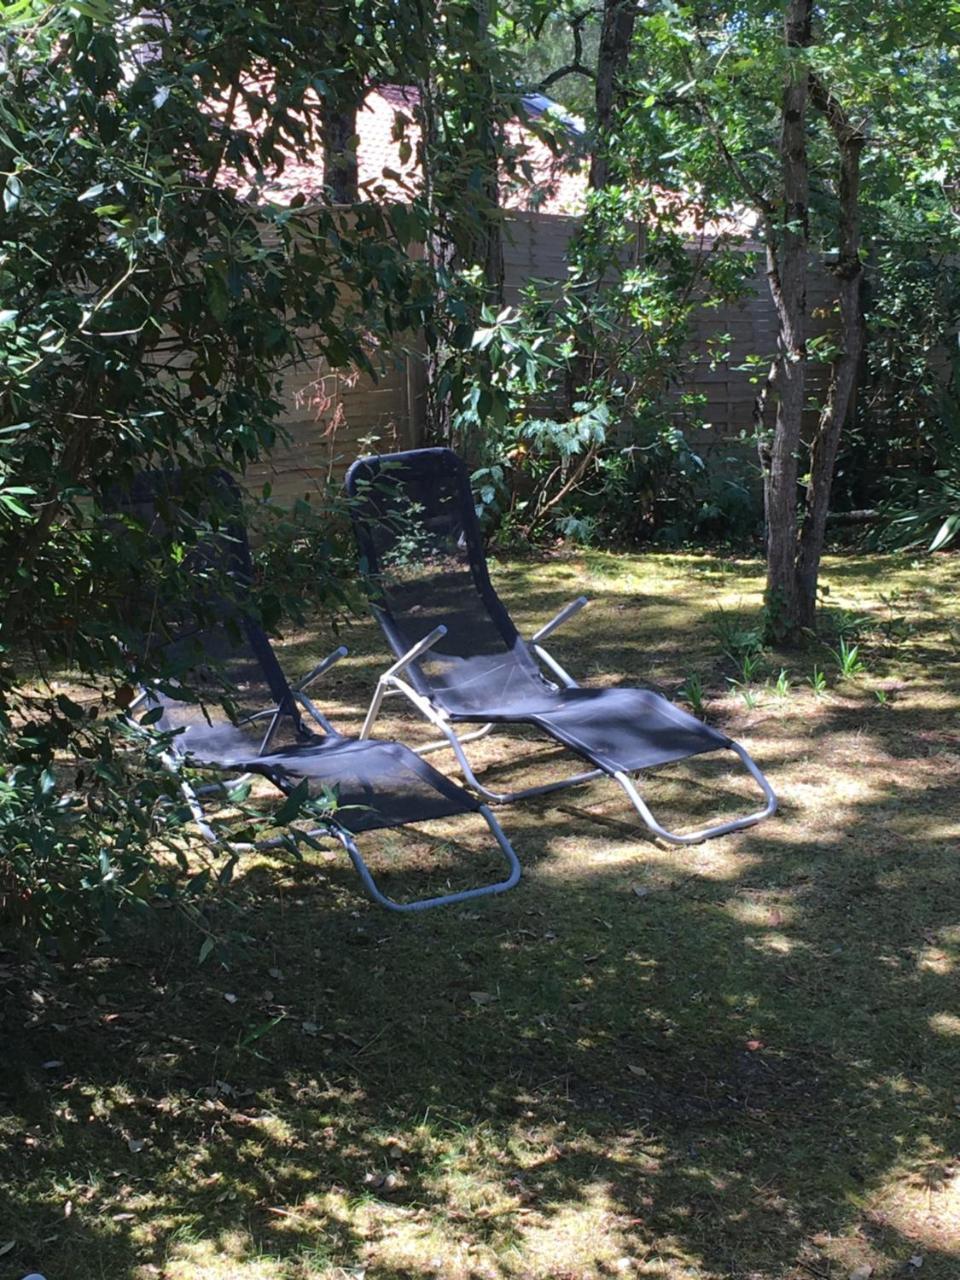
[[531, 596, 589, 644], [293, 645, 349, 692], [384, 625, 447, 680]]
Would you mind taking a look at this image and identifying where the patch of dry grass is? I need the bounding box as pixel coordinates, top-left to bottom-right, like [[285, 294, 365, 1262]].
[[2, 549, 960, 1280]]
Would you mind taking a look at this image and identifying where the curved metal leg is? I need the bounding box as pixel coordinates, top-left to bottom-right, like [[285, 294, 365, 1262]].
[[333, 804, 521, 912], [171, 748, 521, 910], [409, 709, 604, 803], [612, 743, 778, 846]]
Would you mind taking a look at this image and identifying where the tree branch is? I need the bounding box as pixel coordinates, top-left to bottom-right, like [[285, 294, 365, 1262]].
[[538, 62, 596, 90]]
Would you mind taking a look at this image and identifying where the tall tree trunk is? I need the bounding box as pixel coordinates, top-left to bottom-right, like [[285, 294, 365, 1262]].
[[590, 0, 637, 191], [795, 78, 866, 627], [762, 0, 812, 640], [472, 0, 504, 304], [321, 90, 360, 203]]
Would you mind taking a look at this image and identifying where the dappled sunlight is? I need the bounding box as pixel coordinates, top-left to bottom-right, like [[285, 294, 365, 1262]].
[[744, 930, 799, 955], [152, 1234, 285, 1280], [5, 548, 960, 1279], [725, 899, 797, 929], [512, 1178, 639, 1278], [928, 1012, 960, 1037], [868, 1163, 960, 1255], [813, 1143, 960, 1270], [916, 947, 955, 976]]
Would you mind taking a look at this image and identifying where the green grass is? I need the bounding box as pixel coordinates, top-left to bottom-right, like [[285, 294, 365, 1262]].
[[3, 549, 960, 1280]]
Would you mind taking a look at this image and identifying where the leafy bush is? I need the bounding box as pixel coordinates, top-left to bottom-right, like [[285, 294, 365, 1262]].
[[449, 186, 757, 546], [838, 239, 960, 533], [0, 0, 437, 951], [871, 463, 960, 553]]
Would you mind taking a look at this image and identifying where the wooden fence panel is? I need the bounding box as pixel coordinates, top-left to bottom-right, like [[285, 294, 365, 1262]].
[[255, 209, 840, 500]]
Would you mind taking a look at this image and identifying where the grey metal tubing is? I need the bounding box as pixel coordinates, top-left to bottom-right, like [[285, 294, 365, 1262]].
[[293, 645, 349, 692], [532, 643, 579, 689], [474, 766, 607, 804], [531, 595, 589, 643], [335, 803, 521, 912], [360, 625, 447, 739], [367, 670, 776, 841], [161, 705, 520, 910], [257, 709, 283, 754], [161, 753, 221, 846], [414, 722, 495, 756], [174, 758, 521, 910], [384, 624, 447, 679], [372, 672, 606, 802], [296, 692, 337, 736], [612, 743, 778, 845]]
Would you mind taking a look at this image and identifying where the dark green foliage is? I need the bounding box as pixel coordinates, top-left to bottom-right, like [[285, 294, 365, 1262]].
[[838, 243, 960, 523], [0, 0, 442, 949], [447, 186, 757, 546]]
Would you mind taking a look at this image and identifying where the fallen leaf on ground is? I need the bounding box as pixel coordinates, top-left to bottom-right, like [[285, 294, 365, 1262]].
[[223, 993, 238, 1005], [126, 1137, 147, 1153], [850, 1266, 873, 1280], [470, 991, 496, 1005], [0, 1241, 14, 1257]]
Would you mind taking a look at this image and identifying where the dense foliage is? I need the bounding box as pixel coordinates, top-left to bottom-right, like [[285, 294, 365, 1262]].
[[0, 0, 454, 949], [452, 187, 757, 546]]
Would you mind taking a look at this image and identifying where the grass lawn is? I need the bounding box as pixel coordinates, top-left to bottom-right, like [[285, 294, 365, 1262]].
[[2, 548, 959, 1280]]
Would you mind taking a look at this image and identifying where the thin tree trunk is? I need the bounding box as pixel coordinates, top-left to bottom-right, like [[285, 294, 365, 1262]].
[[590, 0, 637, 191], [795, 78, 866, 626], [321, 91, 360, 203], [473, 0, 504, 304], [762, 0, 812, 639]]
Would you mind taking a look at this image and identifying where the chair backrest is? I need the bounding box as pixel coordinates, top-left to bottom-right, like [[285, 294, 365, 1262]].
[[345, 448, 550, 715], [110, 468, 313, 753]]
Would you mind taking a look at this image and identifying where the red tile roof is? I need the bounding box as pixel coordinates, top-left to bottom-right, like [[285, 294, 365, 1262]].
[[220, 82, 755, 238]]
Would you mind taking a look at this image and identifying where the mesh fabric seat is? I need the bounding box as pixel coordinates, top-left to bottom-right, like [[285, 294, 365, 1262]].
[[111, 468, 520, 910], [346, 447, 777, 845]]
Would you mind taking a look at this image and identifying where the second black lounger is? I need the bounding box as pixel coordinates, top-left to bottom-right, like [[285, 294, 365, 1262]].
[[113, 466, 521, 912], [345, 447, 777, 845]]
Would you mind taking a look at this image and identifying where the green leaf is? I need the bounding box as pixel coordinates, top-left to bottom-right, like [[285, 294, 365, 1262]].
[[56, 694, 84, 720], [929, 514, 960, 551], [3, 174, 22, 213], [0, 493, 32, 518], [274, 778, 309, 825], [206, 271, 229, 324]]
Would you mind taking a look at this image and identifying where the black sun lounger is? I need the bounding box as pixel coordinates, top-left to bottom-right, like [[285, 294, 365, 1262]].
[[345, 447, 777, 845], [112, 468, 520, 912]]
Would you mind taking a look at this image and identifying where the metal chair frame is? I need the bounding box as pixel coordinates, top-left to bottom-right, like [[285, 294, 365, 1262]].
[[360, 599, 777, 847], [131, 645, 521, 913]]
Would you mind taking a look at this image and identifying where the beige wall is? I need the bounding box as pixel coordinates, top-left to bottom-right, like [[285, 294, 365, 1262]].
[[254, 209, 839, 503]]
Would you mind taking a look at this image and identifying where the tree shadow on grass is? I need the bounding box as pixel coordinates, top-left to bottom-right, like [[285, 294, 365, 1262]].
[[3, 751, 960, 1280], [3, 551, 959, 1279]]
